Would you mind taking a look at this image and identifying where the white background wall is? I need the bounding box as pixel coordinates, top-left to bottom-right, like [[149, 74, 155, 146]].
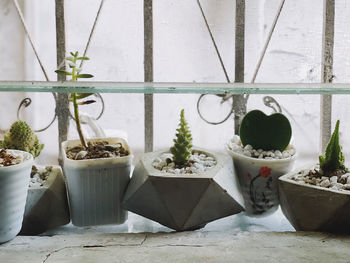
[[1, 0, 350, 165]]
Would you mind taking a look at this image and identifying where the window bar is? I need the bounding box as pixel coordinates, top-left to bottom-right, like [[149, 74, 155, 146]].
[[233, 0, 246, 134], [320, 0, 335, 153], [55, 0, 69, 165], [144, 0, 153, 152]]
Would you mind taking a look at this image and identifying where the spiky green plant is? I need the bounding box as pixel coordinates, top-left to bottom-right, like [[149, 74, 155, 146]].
[[55, 51, 94, 149], [0, 121, 44, 158], [170, 109, 193, 166], [319, 120, 346, 174]]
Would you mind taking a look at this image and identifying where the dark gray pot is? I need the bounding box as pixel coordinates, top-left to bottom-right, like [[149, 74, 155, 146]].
[[279, 164, 350, 233], [123, 148, 244, 231], [20, 165, 70, 235]]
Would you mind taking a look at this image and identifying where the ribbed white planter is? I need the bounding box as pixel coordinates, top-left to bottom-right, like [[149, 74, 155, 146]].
[[21, 165, 70, 235], [62, 138, 132, 227], [0, 150, 33, 244]]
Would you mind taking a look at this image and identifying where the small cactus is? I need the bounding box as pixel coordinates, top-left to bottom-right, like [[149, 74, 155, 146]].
[[0, 121, 44, 158], [319, 120, 346, 174], [170, 109, 193, 166]]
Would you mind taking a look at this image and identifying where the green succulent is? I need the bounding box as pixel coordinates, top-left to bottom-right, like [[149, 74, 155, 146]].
[[0, 121, 44, 158], [319, 120, 346, 174], [170, 109, 193, 166]]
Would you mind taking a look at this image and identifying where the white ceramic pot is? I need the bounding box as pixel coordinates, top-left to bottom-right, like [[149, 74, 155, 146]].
[[123, 148, 244, 231], [0, 150, 33, 243], [226, 146, 296, 217], [279, 164, 350, 232], [21, 165, 70, 235], [62, 138, 132, 227]]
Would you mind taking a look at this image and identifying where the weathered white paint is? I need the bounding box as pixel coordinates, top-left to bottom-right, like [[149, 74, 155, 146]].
[[0, 0, 348, 167]]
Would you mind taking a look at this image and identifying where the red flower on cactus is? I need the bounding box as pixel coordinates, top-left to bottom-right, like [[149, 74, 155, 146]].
[[259, 166, 271, 178], [247, 173, 252, 178]]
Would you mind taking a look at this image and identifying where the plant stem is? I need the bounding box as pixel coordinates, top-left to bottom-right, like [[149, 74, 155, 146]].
[[71, 55, 87, 149], [72, 92, 87, 149]]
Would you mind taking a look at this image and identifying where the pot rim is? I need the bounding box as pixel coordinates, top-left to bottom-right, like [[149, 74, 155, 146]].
[[225, 143, 297, 164], [61, 137, 132, 164], [279, 163, 350, 196], [0, 149, 33, 170]]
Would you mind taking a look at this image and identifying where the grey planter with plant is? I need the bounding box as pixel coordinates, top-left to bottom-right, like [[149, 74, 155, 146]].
[[226, 110, 296, 217], [57, 52, 132, 226], [124, 109, 243, 231], [279, 120, 350, 232]]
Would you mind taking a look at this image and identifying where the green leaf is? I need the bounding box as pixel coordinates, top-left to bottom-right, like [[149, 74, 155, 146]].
[[239, 110, 292, 151], [76, 74, 94, 78], [55, 70, 72, 76], [77, 100, 96, 105], [319, 120, 346, 173], [70, 52, 75, 57], [65, 57, 74, 62], [77, 57, 90, 60]]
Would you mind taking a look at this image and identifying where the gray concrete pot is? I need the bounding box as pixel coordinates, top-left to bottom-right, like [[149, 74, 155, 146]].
[[226, 145, 296, 217], [20, 165, 70, 235], [0, 150, 33, 244], [279, 164, 350, 233], [123, 148, 244, 231], [62, 138, 132, 227]]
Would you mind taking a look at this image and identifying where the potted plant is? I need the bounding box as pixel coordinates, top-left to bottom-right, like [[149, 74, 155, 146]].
[[123, 109, 243, 231], [0, 148, 33, 243], [279, 120, 350, 232], [0, 121, 70, 235], [226, 110, 296, 216], [56, 51, 132, 226]]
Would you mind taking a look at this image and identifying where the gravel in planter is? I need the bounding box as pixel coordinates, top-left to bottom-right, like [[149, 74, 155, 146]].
[[0, 149, 28, 166], [290, 164, 350, 191], [227, 135, 296, 160], [152, 151, 217, 174]]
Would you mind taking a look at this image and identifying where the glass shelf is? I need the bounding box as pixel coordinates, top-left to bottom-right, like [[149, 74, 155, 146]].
[[1, 81, 350, 94]]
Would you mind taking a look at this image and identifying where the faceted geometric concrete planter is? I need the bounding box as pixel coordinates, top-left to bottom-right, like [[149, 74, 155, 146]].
[[0, 150, 33, 244], [20, 165, 70, 235], [62, 137, 132, 227], [279, 165, 350, 233], [123, 148, 244, 231]]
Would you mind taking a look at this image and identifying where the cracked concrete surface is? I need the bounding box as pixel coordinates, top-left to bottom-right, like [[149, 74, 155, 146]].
[[1, 232, 350, 262]]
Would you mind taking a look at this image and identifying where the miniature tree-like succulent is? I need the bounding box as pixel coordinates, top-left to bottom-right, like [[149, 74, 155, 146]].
[[319, 120, 346, 174], [170, 109, 193, 166], [0, 121, 44, 158], [55, 51, 94, 149], [239, 110, 292, 152]]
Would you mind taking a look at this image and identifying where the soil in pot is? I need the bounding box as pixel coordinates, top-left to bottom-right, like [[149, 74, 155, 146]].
[[65, 141, 129, 160]]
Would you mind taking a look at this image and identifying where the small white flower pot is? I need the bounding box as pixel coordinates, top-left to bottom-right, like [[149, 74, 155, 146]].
[[0, 150, 33, 243], [227, 146, 296, 217], [123, 148, 244, 231], [20, 165, 70, 235], [62, 138, 132, 227], [279, 164, 350, 232]]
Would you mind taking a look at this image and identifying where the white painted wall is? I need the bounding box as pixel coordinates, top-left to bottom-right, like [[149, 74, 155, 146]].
[[1, 0, 349, 166]]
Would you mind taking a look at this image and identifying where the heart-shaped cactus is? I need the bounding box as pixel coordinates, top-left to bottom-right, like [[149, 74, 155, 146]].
[[239, 110, 292, 151]]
